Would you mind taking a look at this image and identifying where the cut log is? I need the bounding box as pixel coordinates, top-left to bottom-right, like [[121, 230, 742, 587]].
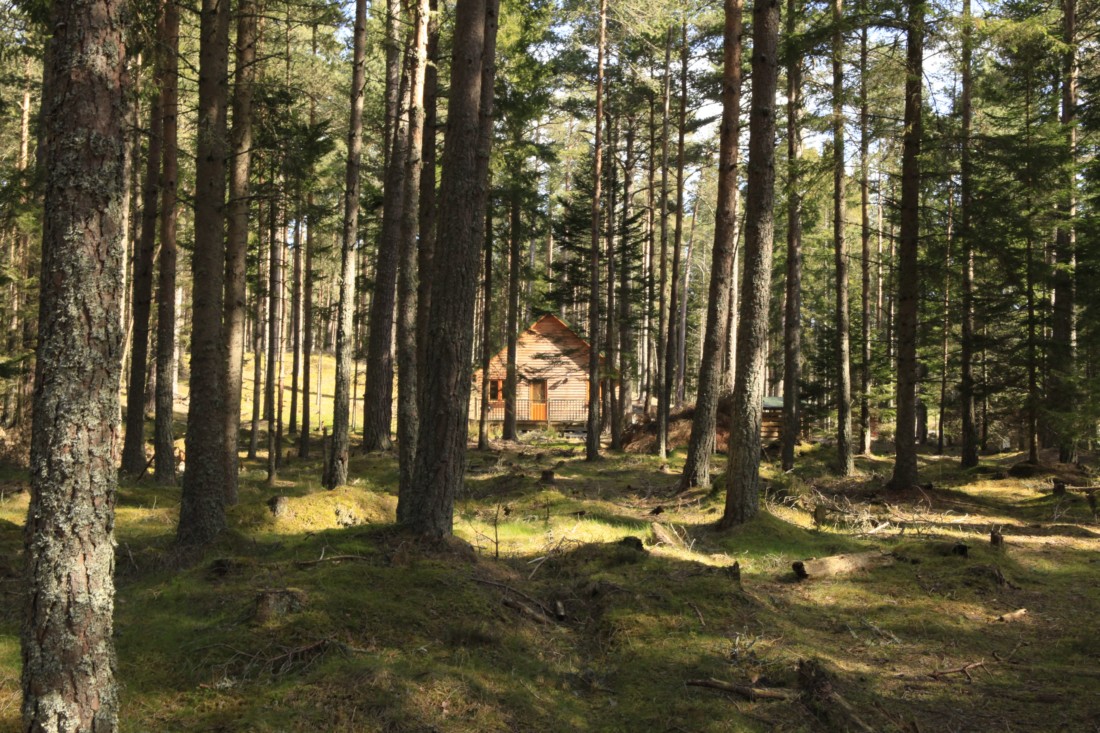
[[686, 677, 796, 701], [792, 551, 895, 580]]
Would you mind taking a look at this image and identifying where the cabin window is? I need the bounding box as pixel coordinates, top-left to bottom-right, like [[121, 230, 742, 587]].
[[489, 379, 504, 402]]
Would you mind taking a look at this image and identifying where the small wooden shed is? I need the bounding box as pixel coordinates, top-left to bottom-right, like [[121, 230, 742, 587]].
[[471, 314, 600, 428]]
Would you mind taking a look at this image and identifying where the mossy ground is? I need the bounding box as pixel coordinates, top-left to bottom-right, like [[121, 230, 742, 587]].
[[0, 418, 1098, 731]]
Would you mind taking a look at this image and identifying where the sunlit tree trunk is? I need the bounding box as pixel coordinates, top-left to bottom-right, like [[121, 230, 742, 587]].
[[223, 0, 259, 502], [325, 0, 368, 489], [397, 0, 430, 491], [403, 0, 500, 534], [23, 0, 126, 727], [680, 0, 742, 489], [721, 0, 779, 526]]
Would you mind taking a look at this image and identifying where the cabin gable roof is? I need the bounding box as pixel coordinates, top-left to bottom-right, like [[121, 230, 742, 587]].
[[477, 314, 598, 382]]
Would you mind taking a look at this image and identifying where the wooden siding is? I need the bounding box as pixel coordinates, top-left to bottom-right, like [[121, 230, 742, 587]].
[[472, 315, 596, 422]]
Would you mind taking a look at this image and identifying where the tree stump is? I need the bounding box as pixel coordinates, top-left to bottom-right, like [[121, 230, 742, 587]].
[[267, 495, 290, 518]]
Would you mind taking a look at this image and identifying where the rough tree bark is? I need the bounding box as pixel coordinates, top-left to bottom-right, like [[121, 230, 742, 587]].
[[401, 0, 500, 534], [22, 0, 127, 728], [720, 0, 779, 527], [325, 0, 368, 489], [397, 0, 430, 492], [888, 0, 923, 490], [679, 0, 742, 490]]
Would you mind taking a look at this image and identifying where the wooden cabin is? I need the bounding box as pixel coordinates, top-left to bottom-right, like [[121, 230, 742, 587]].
[[471, 314, 601, 429]]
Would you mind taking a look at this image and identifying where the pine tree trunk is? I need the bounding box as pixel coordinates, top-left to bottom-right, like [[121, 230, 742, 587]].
[[403, 0, 499, 534], [266, 185, 282, 485], [223, 0, 259, 503], [417, 0, 440, 374], [154, 0, 180, 487], [478, 205, 493, 450], [178, 0, 231, 545], [250, 269, 265, 460], [290, 207, 302, 435], [616, 122, 636, 448], [833, 0, 853, 476], [300, 28, 319, 459], [858, 16, 873, 456], [121, 73, 163, 476], [888, 0, 924, 490], [325, 0, 368, 489], [586, 0, 607, 461], [781, 0, 802, 472], [607, 115, 621, 448], [681, 0, 742, 489], [364, 0, 410, 453], [397, 0, 430, 493], [720, 0, 779, 527], [1051, 0, 1077, 462], [23, 1, 126, 727], [656, 28, 673, 460], [504, 150, 521, 441], [298, 221, 310, 448], [958, 0, 978, 468], [665, 21, 687, 415]]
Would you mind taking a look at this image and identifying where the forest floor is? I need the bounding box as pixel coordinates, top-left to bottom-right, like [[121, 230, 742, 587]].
[[0, 427, 1098, 732]]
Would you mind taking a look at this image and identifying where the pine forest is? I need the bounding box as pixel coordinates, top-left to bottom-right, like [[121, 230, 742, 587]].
[[0, 0, 1098, 729]]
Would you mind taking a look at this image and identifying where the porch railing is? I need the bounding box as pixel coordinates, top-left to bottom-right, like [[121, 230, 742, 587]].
[[469, 398, 590, 424]]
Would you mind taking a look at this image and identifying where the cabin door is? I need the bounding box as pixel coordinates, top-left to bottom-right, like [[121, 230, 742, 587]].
[[529, 380, 548, 422]]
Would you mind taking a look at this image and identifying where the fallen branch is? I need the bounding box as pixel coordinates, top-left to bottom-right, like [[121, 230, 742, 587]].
[[686, 678, 796, 701], [473, 576, 555, 618], [931, 660, 989, 682], [295, 554, 370, 567]]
